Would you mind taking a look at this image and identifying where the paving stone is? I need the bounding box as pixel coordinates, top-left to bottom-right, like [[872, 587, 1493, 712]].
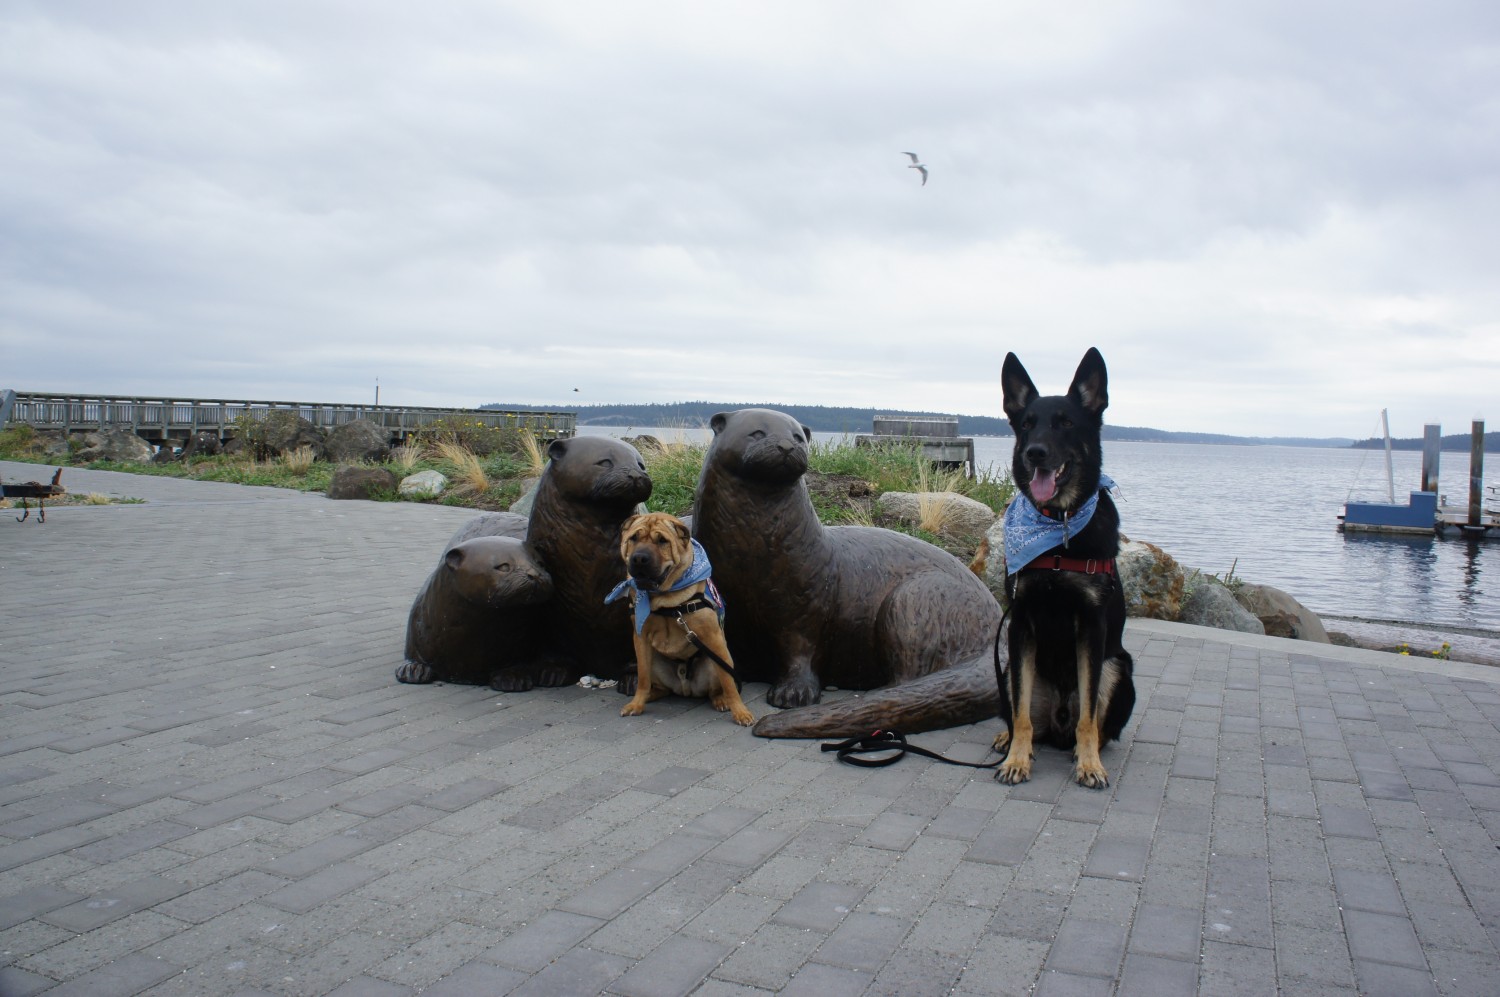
[[5, 465, 1499, 996]]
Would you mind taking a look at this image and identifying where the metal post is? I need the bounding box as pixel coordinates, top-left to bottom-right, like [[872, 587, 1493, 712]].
[[1381, 409, 1395, 504], [1471, 420, 1485, 529], [1421, 424, 1441, 494]]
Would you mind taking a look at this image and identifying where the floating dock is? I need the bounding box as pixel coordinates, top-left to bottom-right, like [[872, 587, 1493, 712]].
[[1339, 419, 1497, 540]]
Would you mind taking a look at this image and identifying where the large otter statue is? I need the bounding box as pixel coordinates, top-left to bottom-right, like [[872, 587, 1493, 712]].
[[692, 408, 1005, 736], [527, 436, 653, 685], [398, 535, 554, 688]]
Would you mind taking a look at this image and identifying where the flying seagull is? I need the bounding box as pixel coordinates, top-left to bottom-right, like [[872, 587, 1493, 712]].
[[902, 151, 928, 186]]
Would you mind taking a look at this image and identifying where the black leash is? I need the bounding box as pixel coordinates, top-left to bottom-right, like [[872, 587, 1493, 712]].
[[657, 601, 741, 690], [821, 729, 1003, 769], [822, 610, 1014, 770]]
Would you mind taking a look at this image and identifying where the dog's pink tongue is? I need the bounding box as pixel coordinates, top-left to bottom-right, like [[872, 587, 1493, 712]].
[[1030, 468, 1058, 504]]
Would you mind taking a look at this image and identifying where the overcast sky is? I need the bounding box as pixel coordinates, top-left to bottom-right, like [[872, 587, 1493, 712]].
[[3, 1, 1496, 438]]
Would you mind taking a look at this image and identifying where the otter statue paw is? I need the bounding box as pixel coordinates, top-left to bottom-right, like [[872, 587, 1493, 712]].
[[766, 675, 821, 709], [490, 666, 536, 692], [615, 671, 638, 696], [533, 660, 577, 688], [395, 661, 436, 684]]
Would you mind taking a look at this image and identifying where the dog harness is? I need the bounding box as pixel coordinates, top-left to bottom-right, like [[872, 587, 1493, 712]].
[[604, 538, 724, 634], [1002, 474, 1116, 576]]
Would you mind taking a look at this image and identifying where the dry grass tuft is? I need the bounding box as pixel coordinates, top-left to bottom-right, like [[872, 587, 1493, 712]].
[[517, 431, 547, 476], [437, 441, 489, 493], [280, 446, 317, 476], [915, 462, 967, 533], [390, 445, 422, 473]]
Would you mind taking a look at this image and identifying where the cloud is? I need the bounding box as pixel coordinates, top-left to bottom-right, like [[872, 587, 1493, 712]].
[[2, 0, 1497, 437]]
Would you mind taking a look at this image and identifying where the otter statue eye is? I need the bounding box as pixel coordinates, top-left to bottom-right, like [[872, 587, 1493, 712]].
[[497, 563, 512, 572], [596, 458, 614, 469], [749, 430, 766, 440]]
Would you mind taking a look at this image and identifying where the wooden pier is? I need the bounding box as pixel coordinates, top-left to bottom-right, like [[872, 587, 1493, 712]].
[[1, 390, 576, 448], [855, 415, 977, 478]]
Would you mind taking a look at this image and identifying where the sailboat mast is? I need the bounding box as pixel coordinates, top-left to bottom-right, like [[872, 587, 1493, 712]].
[[1382, 409, 1395, 504]]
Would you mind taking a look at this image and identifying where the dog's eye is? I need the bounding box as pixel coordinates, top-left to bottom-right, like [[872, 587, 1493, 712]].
[[1056, 416, 1073, 428]]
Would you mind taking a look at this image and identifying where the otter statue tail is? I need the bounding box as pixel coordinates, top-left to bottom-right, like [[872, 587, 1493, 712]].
[[750, 654, 1001, 739]]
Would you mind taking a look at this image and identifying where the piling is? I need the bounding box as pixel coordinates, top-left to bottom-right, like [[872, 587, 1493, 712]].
[[1422, 425, 1441, 493], [1471, 420, 1486, 529]]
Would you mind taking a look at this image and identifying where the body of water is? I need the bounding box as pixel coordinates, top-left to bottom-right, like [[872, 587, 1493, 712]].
[[578, 425, 1499, 634]]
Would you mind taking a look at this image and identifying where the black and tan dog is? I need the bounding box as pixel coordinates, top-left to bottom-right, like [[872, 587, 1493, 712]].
[[994, 348, 1135, 788], [607, 512, 754, 726]]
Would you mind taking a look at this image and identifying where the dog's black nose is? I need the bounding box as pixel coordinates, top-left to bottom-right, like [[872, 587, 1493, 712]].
[[1025, 444, 1049, 466]]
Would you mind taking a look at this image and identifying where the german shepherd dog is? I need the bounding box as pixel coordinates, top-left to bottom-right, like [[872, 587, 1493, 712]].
[[994, 348, 1135, 788]]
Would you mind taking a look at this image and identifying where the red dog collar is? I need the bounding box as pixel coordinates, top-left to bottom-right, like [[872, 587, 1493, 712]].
[[1020, 554, 1117, 576]]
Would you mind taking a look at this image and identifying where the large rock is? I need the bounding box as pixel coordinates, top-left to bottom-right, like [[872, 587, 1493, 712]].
[[324, 418, 391, 463], [973, 520, 1009, 606], [1117, 540, 1185, 620], [876, 491, 997, 538], [71, 428, 154, 463], [256, 412, 327, 458], [180, 431, 222, 459], [400, 469, 448, 499], [1180, 578, 1266, 634], [328, 466, 398, 500], [1234, 582, 1331, 643]]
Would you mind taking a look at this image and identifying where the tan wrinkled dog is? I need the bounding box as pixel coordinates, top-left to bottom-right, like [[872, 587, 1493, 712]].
[[607, 513, 754, 726]]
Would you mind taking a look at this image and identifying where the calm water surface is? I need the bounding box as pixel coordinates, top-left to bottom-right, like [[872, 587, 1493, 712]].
[[579, 426, 1499, 632]]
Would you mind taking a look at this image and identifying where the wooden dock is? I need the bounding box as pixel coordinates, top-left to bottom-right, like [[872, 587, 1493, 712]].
[[855, 415, 977, 478], [1, 390, 576, 448]]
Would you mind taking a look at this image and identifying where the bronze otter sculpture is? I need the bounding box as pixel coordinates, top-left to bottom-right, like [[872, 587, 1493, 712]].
[[398, 535, 554, 687], [526, 435, 653, 686], [691, 408, 1005, 736]]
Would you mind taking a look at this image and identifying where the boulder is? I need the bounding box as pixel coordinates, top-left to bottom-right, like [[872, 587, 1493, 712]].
[[400, 469, 448, 499], [876, 490, 997, 538], [328, 466, 398, 500], [507, 477, 542, 515], [974, 519, 1009, 606], [71, 428, 154, 463], [1179, 578, 1266, 634], [180, 432, 222, 459], [252, 412, 327, 458], [1117, 540, 1185, 620], [325, 418, 391, 463], [1234, 582, 1331, 643]]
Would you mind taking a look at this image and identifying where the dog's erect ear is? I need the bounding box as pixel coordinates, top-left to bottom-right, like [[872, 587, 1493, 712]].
[[1001, 353, 1038, 423], [547, 439, 569, 461], [1068, 348, 1109, 415]]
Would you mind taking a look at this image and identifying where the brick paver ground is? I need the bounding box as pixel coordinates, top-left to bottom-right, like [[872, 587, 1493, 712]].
[[2, 460, 1499, 996]]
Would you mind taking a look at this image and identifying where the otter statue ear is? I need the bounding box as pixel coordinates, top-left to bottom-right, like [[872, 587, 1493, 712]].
[[802, 424, 813, 441], [710, 413, 729, 435], [547, 439, 569, 461], [444, 547, 465, 570]]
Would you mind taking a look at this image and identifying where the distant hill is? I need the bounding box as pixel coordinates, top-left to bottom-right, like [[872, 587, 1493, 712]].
[[482, 401, 1356, 448], [1351, 432, 1500, 453]]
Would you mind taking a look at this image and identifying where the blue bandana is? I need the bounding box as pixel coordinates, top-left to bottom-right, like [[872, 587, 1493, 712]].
[[605, 538, 724, 633], [1003, 474, 1116, 575]]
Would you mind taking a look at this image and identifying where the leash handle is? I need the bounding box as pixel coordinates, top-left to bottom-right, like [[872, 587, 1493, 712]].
[[821, 730, 1002, 769]]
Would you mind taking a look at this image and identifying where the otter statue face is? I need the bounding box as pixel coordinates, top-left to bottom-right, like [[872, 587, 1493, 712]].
[[544, 436, 652, 507], [707, 409, 813, 486]]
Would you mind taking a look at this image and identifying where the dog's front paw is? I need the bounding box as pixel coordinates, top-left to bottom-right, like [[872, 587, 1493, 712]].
[[992, 729, 1011, 755], [620, 700, 647, 717], [1073, 761, 1110, 789], [995, 754, 1032, 784], [395, 661, 435, 684]]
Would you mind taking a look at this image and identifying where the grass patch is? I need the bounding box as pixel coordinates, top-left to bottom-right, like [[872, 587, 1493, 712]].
[[3, 431, 1015, 534]]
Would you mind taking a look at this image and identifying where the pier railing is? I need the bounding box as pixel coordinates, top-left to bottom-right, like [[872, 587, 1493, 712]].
[[2, 391, 576, 446]]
